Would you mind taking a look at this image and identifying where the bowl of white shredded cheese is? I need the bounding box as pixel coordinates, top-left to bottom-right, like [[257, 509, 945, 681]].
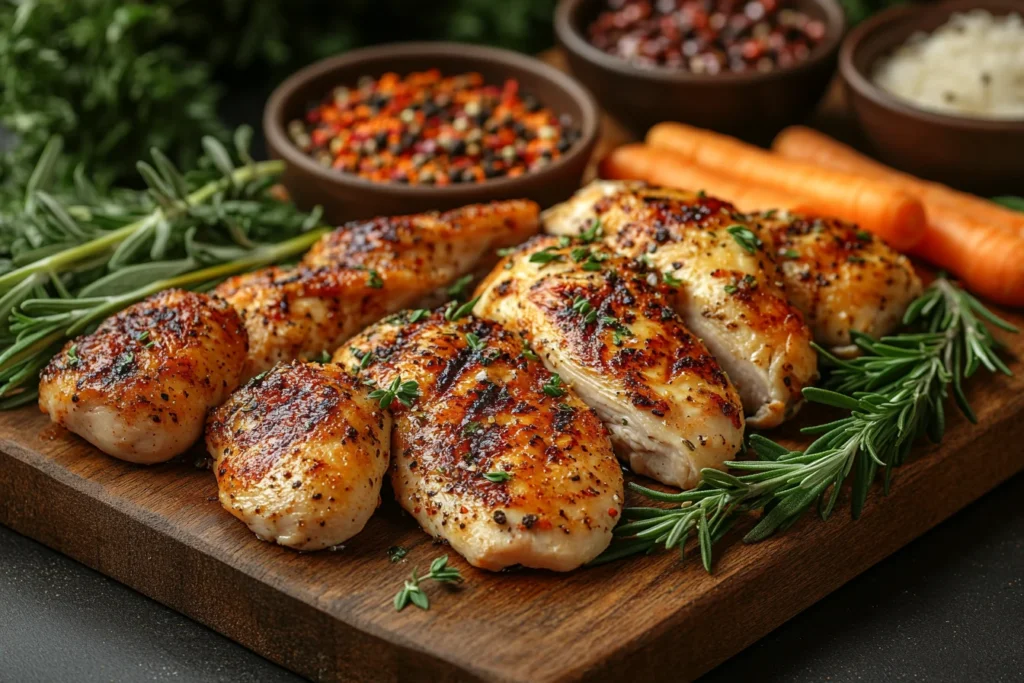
[[840, 0, 1024, 194], [872, 10, 1024, 120]]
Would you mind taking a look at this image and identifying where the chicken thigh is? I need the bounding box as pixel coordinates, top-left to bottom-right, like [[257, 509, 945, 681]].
[[217, 200, 539, 380], [39, 289, 247, 464], [473, 236, 744, 489], [206, 361, 390, 551], [334, 310, 623, 572], [543, 181, 817, 428]]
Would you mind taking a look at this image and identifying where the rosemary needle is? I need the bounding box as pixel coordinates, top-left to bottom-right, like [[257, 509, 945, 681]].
[[595, 277, 1016, 570]]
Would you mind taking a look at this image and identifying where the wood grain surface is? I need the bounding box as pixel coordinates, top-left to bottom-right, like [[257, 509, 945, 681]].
[[2, 53, 1023, 683]]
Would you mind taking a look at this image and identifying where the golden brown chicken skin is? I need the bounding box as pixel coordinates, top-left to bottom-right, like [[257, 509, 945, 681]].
[[474, 236, 745, 489], [334, 311, 623, 572], [216, 200, 539, 380], [543, 181, 817, 429], [206, 361, 391, 551], [38, 290, 247, 464], [754, 211, 923, 355]]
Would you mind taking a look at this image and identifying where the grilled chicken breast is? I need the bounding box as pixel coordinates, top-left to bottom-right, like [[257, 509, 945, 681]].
[[38, 290, 247, 464], [755, 211, 923, 355], [216, 200, 539, 380], [205, 361, 390, 551], [473, 236, 744, 489], [543, 181, 817, 428], [334, 311, 623, 572]]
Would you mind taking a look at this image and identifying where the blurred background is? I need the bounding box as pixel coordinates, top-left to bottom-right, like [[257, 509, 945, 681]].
[[0, 0, 900, 197]]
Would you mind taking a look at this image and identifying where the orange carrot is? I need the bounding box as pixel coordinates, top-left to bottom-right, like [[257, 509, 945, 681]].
[[599, 144, 811, 213], [646, 122, 926, 251], [910, 209, 1024, 307], [772, 126, 1024, 234]]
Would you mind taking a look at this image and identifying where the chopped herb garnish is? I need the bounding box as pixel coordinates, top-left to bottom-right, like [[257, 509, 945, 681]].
[[483, 471, 512, 483], [387, 546, 408, 563], [445, 296, 480, 321], [579, 218, 603, 244], [528, 246, 565, 266], [542, 374, 565, 398], [571, 295, 597, 324], [355, 350, 374, 371], [855, 230, 872, 241], [847, 256, 866, 264], [393, 555, 464, 612], [727, 224, 762, 254], [521, 341, 539, 361], [368, 376, 420, 409], [783, 249, 800, 259], [558, 235, 572, 248], [724, 283, 739, 295], [570, 246, 591, 263], [408, 309, 429, 323], [367, 269, 383, 289], [66, 344, 80, 367], [462, 421, 483, 436], [446, 274, 474, 300], [662, 270, 682, 287], [496, 246, 517, 258], [314, 350, 332, 364], [465, 332, 484, 351]]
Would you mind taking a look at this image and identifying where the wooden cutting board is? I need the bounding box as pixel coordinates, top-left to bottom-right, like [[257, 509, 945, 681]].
[[2, 53, 1023, 683]]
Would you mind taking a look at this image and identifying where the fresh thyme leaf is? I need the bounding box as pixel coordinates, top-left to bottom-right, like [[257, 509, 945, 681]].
[[393, 554, 464, 612], [496, 247, 517, 257], [408, 309, 429, 323], [579, 218, 603, 244], [314, 350, 332, 364], [783, 249, 800, 259], [65, 344, 80, 368], [726, 225, 762, 254], [483, 471, 513, 483], [446, 274, 474, 300], [724, 283, 739, 295], [387, 546, 408, 563], [558, 235, 572, 248], [595, 277, 1016, 572], [521, 341, 539, 361], [571, 296, 597, 324], [368, 376, 420, 410], [462, 421, 483, 436], [855, 230, 872, 241], [528, 247, 564, 266], [366, 269, 383, 289], [465, 332, 485, 351], [662, 271, 682, 287], [570, 246, 590, 263], [542, 374, 565, 398], [445, 296, 479, 321]]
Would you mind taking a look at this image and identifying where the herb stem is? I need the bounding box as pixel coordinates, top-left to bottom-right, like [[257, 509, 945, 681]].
[[0, 160, 285, 295]]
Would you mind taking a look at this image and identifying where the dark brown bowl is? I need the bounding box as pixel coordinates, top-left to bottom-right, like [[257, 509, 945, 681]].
[[554, 0, 845, 142], [841, 0, 1024, 195], [264, 42, 600, 223]]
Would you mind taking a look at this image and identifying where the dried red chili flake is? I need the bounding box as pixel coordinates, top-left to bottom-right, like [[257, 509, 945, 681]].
[[288, 70, 582, 186], [587, 0, 827, 74]]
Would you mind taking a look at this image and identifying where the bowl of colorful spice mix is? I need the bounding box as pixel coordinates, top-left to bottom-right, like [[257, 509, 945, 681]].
[[555, 0, 845, 141], [264, 42, 600, 222]]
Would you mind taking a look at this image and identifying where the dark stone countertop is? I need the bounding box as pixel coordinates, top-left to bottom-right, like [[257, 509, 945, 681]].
[[2, 472, 1021, 682]]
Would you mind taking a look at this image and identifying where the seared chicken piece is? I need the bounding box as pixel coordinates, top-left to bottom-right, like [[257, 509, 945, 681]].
[[754, 211, 923, 355], [206, 361, 390, 551], [216, 200, 539, 379], [334, 311, 623, 572], [543, 181, 817, 428], [38, 290, 246, 464], [473, 237, 744, 489]]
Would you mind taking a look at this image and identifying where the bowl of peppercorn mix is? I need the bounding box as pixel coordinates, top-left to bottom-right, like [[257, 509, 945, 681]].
[[555, 0, 845, 141], [264, 42, 600, 222]]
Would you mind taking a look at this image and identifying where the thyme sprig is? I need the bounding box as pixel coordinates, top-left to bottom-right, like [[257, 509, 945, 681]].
[[393, 555, 464, 612], [596, 277, 1016, 570]]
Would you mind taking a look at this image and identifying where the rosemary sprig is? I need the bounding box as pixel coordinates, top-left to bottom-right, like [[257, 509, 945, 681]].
[[596, 277, 1016, 569], [0, 229, 325, 408], [393, 555, 464, 611]]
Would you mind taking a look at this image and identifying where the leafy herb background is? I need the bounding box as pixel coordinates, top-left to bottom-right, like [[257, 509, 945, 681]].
[[0, 0, 902, 202]]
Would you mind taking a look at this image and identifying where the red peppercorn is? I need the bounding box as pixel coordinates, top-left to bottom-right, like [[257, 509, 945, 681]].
[[289, 70, 580, 186], [586, 0, 826, 74]]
